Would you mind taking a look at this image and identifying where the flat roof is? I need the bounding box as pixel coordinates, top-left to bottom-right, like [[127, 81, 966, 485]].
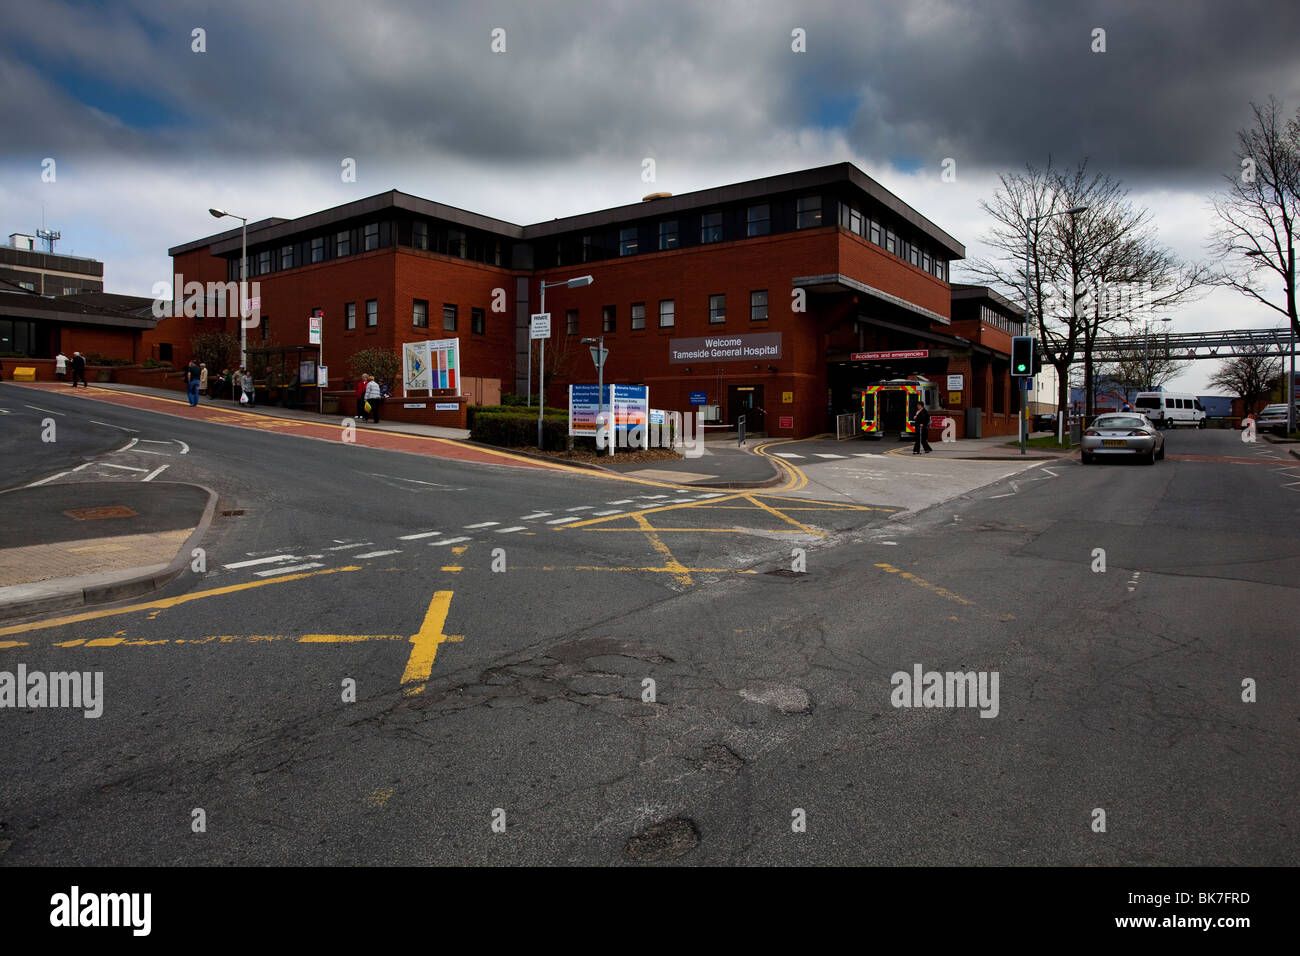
[[0, 290, 158, 330], [950, 283, 1026, 319], [173, 162, 966, 261]]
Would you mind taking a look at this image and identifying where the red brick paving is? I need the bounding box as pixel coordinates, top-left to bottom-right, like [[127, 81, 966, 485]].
[[14, 383, 560, 471]]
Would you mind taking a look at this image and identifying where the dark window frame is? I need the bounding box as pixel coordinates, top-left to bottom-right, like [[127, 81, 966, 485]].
[[630, 301, 646, 330], [365, 299, 378, 328], [750, 289, 768, 322], [658, 299, 675, 328], [443, 303, 458, 332], [709, 293, 726, 324], [471, 307, 485, 335], [413, 299, 429, 328]]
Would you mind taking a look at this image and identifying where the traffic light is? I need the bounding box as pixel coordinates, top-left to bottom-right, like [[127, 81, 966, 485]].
[[1011, 336, 1034, 376]]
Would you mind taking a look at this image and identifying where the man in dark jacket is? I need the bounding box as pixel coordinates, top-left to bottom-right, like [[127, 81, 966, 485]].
[[912, 403, 933, 454], [70, 351, 87, 387], [184, 358, 202, 406]]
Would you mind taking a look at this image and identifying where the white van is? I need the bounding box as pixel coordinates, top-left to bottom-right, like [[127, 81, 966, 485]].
[[1133, 391, 1207, 428]]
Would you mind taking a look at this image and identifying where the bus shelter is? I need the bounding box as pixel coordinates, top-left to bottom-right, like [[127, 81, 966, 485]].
[[245, 345, 323, 410]]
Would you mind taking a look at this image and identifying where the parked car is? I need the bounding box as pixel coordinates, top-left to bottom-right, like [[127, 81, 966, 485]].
[[1255, 403, 1297, 435], [1080, 413, 1166, 465], [1133, 391, 1207, 428], [1031, 413, 1057, 432]]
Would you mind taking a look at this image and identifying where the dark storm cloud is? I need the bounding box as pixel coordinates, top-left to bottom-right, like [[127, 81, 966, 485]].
[[3, 0, 1298, 186]]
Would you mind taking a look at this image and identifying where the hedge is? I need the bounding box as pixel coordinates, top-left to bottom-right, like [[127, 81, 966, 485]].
[[467, 403, 566, 430], [472, 411, 568, 449]]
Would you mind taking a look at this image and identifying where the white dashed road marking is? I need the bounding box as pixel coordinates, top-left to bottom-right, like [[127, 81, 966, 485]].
[[429, 536, 472, 546], [496, 526, 527, 533], [520, 512, 551, 520], [257, 562, 323, 577], [399, 530, 442, 540], [464, 521, 499, 528], [355, 550, 402, 559], [224, 555, 298, 569], [546, 516, 584, 524]]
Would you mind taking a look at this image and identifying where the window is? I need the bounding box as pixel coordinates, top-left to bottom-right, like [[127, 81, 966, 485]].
[[311, 237, 324, 263], [869, 220, 881, 245], [63, 286, 78, 295], [413, 221, 428, 250], [366, 299, 378, 327], [280, 245, 294, 270], [257, 250, 271, 274], [631, 302, 646, 330], [747, 204, 770, 237], [846, 204, 863, 236], [885, 230, 896, 255], [413, 299, 428, 328], [443, 304, 458, 332], [346, 302, 356, 330], [581, 234, 594, 263], [337, 230, 351, 256], [1165, 398, 1176, 409], [260, 315, 270, 342], [922, 252, 931, 273], [364, 222, 379, 251], [620, 227, 638, 256], [159, 343, 173, 363], [750, 290, 768, 321], [447, 230, 465, 258], [709, 294, 726, 324], [566, 309, 579, 335], [18, 280, 35, 291], [602, 305, 616, 333], [796, 196, 822, 229], [659, 220, 678, 250], [471, 307, 485, 335], [701, 211, 723, 243], [658, 299, 674, 328], [910, 246, 920, 267]]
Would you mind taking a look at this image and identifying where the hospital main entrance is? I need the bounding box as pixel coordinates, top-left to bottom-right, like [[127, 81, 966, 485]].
[[727, 384, 765, 433]]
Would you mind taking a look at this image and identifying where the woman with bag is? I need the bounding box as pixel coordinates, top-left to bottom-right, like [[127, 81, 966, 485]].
[[354, 375, 370, 422], [364, 375, 384, 424], [241, 367, 256, 407]]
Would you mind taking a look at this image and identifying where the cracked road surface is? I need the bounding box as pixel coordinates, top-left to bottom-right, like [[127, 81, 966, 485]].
[[1, 389, 1295, 864]]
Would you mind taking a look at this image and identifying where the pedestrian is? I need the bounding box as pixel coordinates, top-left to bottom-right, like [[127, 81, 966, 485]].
[[184, 357, 202, 406], [912, 402, 933, 454], [354, 374, 370, 422], [241, 367, 256, 407], [231, 367, 243, 401], [199, 362, 209, 398], [364, 374, 384, 424], [70, 351, 87, 387], [55, 351, 68, 382]]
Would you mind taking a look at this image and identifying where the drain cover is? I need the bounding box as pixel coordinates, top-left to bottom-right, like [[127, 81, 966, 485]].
[[63, 505, 138, 521], [624, 817, 700, 862]]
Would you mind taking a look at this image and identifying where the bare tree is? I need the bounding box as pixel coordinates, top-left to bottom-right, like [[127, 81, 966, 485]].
[[1097, 341, 1188, 394], [965, 158, 1208, 416], [1209, 97, 1300, 339], [1207, 348, 1282, 414]]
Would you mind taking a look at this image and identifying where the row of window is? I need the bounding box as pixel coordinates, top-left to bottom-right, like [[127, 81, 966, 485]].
[[408, 300, 486, 334], [979, 305, 1023, 335], [563, 291, 771, 334], [838, 200, 949, 281]]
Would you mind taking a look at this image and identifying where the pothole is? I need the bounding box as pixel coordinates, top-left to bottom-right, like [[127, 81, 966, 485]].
[[624, 817, 700, 862], [739, 683, 812, 714]]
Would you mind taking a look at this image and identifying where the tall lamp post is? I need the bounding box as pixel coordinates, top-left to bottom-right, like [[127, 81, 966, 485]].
[[1246, 247, 1296, 434], [1142, 315, 1173, 392], [208, 208, 249, 370], [1022, 204, 1088, 454], [581, 335, 608, 453], [537, 275, 594, 448]]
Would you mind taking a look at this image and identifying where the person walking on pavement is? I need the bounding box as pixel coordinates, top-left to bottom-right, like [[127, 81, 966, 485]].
[[231, 367, 242, 401], [354, 374, 370, 422], [70, 351, 87, 387], [912, 402, 933, 454], [55, 352, 68, 382], [184, 357, 202, 406], [241, 367, 256, 407], [364, 374, 384, 424], [199, 362, 209, 398]]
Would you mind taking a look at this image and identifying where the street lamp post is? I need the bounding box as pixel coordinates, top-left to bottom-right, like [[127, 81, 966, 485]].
[[582, 334, 608, 454], [1247, 247, 1297, 433], [208, 208, 248, 370], [537, 275, 594, 448], [1022, 204, 1088, 454]]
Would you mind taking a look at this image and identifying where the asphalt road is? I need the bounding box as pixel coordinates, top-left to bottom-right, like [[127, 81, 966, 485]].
[[1, 391, 1295, 865]]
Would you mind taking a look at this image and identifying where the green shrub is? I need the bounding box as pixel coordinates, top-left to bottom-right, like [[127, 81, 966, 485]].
[[472, 411, 568, 449], [501, 392, 529, 406], [142, 357, 170, 369], [467, 403, 567, 430], [84, 352, 133, 367]]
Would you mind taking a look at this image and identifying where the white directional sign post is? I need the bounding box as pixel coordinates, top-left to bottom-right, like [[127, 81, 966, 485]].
[[309, 311, 324, 413], [527, 312, 550, 412]]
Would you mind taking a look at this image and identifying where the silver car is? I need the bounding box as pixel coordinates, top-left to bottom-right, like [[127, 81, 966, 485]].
[[1255, 403, 1297, 435], [1080, 413, 1165, 465]]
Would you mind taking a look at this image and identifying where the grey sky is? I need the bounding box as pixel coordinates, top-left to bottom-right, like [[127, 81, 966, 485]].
[[3, 0, 1298, 393]]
